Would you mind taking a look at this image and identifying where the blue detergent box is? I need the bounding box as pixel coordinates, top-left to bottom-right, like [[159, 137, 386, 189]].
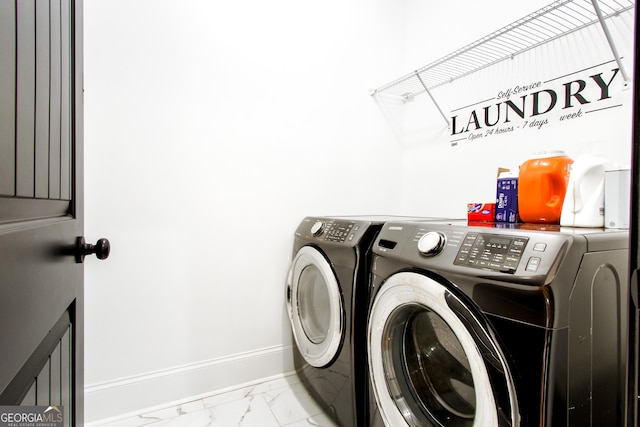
[[495, 171, 519, 223]]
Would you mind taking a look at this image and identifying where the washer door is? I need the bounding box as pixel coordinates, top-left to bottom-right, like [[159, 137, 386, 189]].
[[286, 246, 344, 368], [368, 272, 519, 426]]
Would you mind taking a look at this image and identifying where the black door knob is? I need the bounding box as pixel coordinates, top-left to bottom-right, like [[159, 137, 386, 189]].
[[75, 237, 111, 263]]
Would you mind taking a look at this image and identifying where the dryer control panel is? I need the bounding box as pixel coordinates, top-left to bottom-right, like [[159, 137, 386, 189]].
[[321, 221, 355, 243], [454, 232, 529, 273], [297, 217, 374, 245]]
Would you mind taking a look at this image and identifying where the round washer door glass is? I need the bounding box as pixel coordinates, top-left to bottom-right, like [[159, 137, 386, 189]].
[[287, 246, 343, 367], [368, 272, 519, 427]]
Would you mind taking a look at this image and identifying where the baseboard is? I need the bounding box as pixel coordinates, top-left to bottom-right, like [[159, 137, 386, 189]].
[[84, 344, 294, 423]]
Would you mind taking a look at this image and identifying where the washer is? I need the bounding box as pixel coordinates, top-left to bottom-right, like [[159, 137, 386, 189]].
[[366, 220, 629, 426], [286, 216, 445, 426]]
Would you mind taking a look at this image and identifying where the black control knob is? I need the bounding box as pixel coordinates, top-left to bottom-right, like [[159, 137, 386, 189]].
[[75, 237, 111, 263], [417, 231, 446, 256]]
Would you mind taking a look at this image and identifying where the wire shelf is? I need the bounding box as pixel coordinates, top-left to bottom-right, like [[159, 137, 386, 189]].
[[371, 0, 634, 101]]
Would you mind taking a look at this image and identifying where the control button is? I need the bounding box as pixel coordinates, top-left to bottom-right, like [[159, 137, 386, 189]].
[[533, 243, 547, 252], [311, 221, 324, 236], [418, 231, 446, 256], [505, 254, 520, 262], [503, 262, 519, 271], [526, 257, 541, 272], [509, 247, 524, 256]]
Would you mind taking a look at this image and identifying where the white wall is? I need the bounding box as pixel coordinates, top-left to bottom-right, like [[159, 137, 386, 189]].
[[83, 0, 406, 422]]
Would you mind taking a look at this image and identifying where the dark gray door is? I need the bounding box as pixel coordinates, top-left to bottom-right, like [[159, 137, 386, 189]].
[[0, 1, 85, 425]]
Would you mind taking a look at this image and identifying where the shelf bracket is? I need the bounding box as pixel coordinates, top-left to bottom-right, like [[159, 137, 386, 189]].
[[590, 0, 631, 86], [415, 72, 451, 128]]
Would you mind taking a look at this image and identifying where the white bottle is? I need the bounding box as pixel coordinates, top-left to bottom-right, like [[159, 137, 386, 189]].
[[560, 154, 612, 227]]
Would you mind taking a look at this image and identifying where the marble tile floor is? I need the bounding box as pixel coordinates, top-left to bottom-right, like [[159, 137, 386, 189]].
[[91, 373, 340, 427]]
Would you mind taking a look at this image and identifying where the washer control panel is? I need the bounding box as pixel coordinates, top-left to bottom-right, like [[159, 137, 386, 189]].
[[454, 232, 529, 273], [375, 220, 628, 284]]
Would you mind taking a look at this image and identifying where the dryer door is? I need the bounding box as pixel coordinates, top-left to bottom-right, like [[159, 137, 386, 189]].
[[286, 246, 344, 368], [368, 272, 519, 427]]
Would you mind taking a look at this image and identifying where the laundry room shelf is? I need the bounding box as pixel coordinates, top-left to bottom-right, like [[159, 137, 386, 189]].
[[370, 0, 634, 126]]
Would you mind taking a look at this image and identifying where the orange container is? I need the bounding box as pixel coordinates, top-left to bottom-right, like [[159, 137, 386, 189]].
[[518, 151, 573, 224]]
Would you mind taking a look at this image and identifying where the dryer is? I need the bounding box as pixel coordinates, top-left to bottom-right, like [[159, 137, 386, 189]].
[[285, 216, 389, 427], [366, 220, 629, 426], [286, 216, 444, 426]]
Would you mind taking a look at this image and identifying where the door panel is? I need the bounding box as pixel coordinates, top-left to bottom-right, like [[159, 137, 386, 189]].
[[49, 0, 63, 199], [35, 0, 51, 199], [0, 1, 71, 201], [16, 0, 36, 198], [0, 2, 15, 195], [0, 1, 84, 426], [60, 0, 71, 201]]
